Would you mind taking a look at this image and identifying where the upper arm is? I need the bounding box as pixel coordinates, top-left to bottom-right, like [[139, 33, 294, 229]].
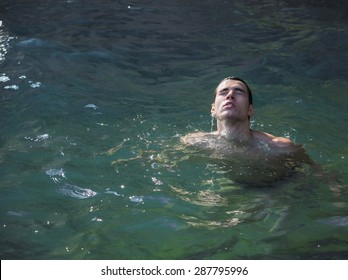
[[271, 136, 295, 148], [253, 131, 294, 148], [256, 132, 315, 165]]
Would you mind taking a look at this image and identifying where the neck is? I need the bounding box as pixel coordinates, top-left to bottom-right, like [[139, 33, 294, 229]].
[[216, 119, 252, 143]]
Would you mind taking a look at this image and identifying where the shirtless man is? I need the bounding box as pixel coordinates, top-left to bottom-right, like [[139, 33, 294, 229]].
[[181, 77, 313, 184]]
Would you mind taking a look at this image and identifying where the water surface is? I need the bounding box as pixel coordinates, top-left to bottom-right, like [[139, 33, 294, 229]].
[[1, 0, 348, 259]]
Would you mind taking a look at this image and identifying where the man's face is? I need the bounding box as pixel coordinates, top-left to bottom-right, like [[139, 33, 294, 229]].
[[211, 79, 253, 122]]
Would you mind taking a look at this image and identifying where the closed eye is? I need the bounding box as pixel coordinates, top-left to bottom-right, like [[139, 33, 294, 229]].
[[234, 87, 245, 94], [218, 88, 229, 95], [218, 87, 246, 95]]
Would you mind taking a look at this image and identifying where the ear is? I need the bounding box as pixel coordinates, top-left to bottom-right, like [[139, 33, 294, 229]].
[[211, 103, 216, 117], [248, 104, 254, 119]]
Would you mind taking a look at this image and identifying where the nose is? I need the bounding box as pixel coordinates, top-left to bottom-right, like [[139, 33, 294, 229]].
[[226, 89, 235, 99]]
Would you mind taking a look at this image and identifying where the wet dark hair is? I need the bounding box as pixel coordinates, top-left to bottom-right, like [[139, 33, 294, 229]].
[[215, 76, 253, 105]]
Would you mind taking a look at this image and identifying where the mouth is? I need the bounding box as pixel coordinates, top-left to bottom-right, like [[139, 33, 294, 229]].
[[223, 101, 235, 108]]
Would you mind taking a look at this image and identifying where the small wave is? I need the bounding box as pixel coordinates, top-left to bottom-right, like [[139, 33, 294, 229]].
[[0, 75, 10, 82], [16, 38, 56, 48], [7, 211, 29, 217], [57, 184, 97, 199], [45, 168, 66, 183], [4, 85, 19, 90], [29, 81, 42, 88], [129, 196, 144, 203], [151, 177, 163, 186], [24, 133, 49, 142], [84, 104, 99, 110], [45, 168, 66, 177], [319, 216, 348, 227], [104, 188, 122, 196]]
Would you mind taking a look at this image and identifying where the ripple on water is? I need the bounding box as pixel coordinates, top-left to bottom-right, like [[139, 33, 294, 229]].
[[57, 184, 97, 199], [129, 196, 144, 203], [45, 168, 66, 184], [24, 134, 50, 142]]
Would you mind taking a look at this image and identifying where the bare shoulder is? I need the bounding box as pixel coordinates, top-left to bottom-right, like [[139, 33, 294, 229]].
[[180, 132, 214, 146], [253, 130, 315, 165], [252, 131, 296, 148]]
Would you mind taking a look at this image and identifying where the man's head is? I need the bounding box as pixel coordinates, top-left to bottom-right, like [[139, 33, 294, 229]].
[[214, 77, 253, 105], [211, 76, 254, 122]]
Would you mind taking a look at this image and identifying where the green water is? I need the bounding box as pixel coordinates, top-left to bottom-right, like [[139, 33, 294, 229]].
[[0, 0, 347, 259]]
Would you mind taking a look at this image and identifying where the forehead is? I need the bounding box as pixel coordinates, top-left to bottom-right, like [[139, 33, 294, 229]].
[[216, 79, 247, 92]]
